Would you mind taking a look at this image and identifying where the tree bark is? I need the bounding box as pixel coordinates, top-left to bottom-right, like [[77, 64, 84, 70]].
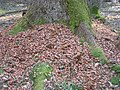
[[28, 0, 69, 23]]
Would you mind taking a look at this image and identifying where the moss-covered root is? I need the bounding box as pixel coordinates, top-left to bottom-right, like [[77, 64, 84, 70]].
[[9, 16, 47, 35], [90, 46, 108, 64], [9, 16, 30, 35], [29, 62, 53, 90]]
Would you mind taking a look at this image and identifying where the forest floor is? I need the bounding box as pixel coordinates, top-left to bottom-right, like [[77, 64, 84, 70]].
[[0, 12, 22, 31], [0, 2, 120, 90], [0, 3, 120, 89], [0, 17, 120, 90]]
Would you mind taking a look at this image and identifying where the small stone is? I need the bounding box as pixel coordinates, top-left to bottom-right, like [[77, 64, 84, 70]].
[[2, 76, 9, 82], [3, 84, 8, 88], [95, 63, 100, 67]]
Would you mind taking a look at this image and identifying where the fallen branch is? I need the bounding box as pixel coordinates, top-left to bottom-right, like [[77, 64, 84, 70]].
[[0, 9, 27, 17]]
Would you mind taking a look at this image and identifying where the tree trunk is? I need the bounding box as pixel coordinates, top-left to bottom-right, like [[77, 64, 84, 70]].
[[26, 0, 96, 45], [28, 0, 69, 23]]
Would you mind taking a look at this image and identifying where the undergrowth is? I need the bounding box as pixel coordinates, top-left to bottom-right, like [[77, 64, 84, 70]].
[[110, 65, 120, 85], [80, 37, 86, 45], [110, 76, 120, 85], [111, 65, 120, 73], [9, 17, 30, 35], [90, 6, 100, 18], [55, 81, 84, 90], [29, 62, 53, 90], [9, 16, 47, 35], [90, 6, 106, 23], [31, 18, 47, 25], [0, 67, 4, 75], [90, 47, 108, 64]]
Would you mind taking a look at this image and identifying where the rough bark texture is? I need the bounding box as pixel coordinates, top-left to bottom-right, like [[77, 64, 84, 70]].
[[28, 0, 69, 23]]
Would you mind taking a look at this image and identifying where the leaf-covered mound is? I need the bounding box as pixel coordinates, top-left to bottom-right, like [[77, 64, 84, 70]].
[[0, 23, 112, 90]]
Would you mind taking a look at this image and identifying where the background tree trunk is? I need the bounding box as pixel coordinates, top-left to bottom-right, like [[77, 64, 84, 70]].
[[86, 0, 101, 8]]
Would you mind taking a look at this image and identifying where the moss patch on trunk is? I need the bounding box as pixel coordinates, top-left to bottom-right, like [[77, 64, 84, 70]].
[[65, 0, 91, 32]]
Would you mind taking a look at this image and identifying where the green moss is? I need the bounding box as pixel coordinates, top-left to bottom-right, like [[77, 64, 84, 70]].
[[29, 62, 53, 90], [9, 15, 47, 35], [110, 76, 120, 85], [9, 17, 30, 35], [91, 47, 108, 64], [0, 9, 6, 15], [80, 37, 85, 44], [56, 81, 84, 90], [90, 6, 106, 23], [111, 65, 120, 85], [32, 18, 47, 25], [55, 19, 68, 25], [65, 0, 91, 32], [0, 68, 4, 75], [111, 65, 120, 73], [90, 6, 100, 17], [97, 16, 106, 23]]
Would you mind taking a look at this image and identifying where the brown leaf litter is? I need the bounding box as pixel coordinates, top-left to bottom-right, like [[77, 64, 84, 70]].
[[0, 22, 119, 90]]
